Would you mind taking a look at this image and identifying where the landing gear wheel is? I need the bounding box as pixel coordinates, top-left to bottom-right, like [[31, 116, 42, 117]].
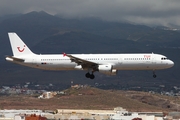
[[153, 74, 157, 78], [90, 74, 95, 79], [85, 71, 95, 79], [85, 72, 91, 78], [153, 71, 157, 78]]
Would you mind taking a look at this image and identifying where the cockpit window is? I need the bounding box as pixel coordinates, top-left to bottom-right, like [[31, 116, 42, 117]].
[[161, 57, 168, 60]]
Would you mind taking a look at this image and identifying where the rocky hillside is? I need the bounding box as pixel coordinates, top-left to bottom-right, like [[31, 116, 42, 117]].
[[0, 87, 179, 112]]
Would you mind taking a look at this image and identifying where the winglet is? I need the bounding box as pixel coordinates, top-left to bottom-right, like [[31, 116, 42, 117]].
[[63, 52, 67, 57]]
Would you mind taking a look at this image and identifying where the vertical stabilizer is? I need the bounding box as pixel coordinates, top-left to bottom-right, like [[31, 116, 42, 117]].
[[8, 33, 34, 56]]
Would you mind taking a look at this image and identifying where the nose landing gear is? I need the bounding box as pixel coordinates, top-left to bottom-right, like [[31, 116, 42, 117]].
[[153, 71, 157, 78]]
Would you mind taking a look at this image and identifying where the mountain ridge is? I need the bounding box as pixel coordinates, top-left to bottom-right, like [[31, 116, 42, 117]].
[[0, 11, 179, 89]]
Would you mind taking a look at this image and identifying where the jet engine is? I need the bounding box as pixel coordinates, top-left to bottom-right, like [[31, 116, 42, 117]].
[[98, 65, 117, 75]]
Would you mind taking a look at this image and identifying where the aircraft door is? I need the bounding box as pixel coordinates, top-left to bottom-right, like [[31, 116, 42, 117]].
[[118, 57, 122, 64], [32, 56, 38, 66], [152, 54, 156, 65]]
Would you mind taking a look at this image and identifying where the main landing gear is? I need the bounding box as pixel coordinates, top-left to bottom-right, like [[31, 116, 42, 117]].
[[85, 72, 95, 79], [153, 71, 157, 78]]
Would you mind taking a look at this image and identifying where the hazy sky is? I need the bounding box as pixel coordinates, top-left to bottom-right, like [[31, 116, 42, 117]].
[[1, 0, 180, 26]]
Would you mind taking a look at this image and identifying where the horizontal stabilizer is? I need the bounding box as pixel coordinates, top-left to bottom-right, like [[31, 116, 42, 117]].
[[5, 56, 24, 62]]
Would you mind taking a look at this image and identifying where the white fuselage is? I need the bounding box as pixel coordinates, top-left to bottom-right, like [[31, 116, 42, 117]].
[[10, 53, 174, 71], [6, 33, 174, 79]]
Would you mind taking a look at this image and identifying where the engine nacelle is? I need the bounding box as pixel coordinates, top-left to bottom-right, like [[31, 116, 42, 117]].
[[98, 65, 117, 75], [74, 65, 83, 70]]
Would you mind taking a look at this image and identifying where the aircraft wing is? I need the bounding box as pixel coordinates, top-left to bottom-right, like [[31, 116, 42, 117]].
[[65, 53, 98, 69]]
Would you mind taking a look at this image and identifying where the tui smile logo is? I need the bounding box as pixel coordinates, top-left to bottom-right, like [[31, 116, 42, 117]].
[[17, 45, 26, 52]]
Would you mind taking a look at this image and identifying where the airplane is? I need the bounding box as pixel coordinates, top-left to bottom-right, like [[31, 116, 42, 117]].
[[6, 32, 174, 79]]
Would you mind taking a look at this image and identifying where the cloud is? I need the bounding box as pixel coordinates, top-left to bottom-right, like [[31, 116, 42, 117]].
[[1, 0, 180, 26]]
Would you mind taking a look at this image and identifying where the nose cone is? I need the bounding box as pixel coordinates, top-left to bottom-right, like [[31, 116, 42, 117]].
[[168, 60, 174, 68]]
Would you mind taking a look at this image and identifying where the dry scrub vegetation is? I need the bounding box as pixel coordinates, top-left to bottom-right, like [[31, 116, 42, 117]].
[[0, 87, 179, 112]]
